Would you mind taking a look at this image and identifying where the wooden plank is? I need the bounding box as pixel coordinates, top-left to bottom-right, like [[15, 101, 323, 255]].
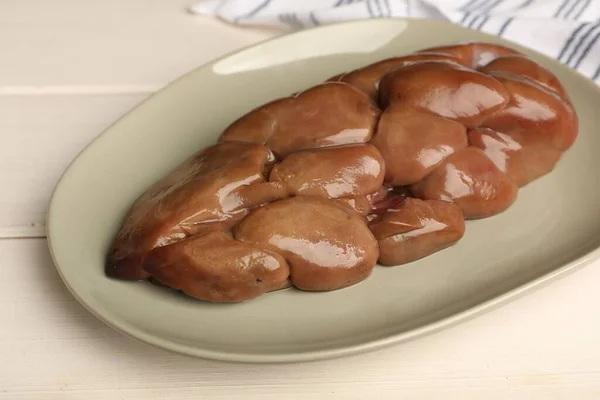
[[0, 94, 148, 237], [0, 0, 275, 89], [1, 239, 599, 398]]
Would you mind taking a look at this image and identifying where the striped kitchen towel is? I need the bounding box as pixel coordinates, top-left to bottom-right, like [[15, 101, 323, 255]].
[[190, 0, 600, 82]]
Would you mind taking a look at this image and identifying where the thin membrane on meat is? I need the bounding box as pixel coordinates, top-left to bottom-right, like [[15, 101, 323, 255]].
[[105, 42, 578, 303]]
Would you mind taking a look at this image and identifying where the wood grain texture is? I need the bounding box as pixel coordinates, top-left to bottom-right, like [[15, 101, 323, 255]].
[[0, 0, 274, 88], [1, 239, 599, 399], [0, 94, 148, 237]]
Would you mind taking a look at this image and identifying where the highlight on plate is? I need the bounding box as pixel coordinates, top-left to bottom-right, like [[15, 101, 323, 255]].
[[105, 41, 578, 303]]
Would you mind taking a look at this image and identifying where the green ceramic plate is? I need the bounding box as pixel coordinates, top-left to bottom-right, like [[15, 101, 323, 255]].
[[47, 19, 600, 363]]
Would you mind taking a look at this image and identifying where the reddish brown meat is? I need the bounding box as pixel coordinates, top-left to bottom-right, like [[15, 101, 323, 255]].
[[370, 198, 465, 265], [371, 107, 468, 185], [333, 196, 374, 216], [468, 127, 563, 188], [269, 144, 385, 199], [410, 147, 519, 219], [469, 73, 577, 186], [378, 61, 510, 126], [219, 82, 380, 157], [143, 231, 290, 303], [105, 142, 288, 280], [106, 41, 578, 302], [478, 54, 569, 98], [234, 196, 378, 291], [335, 53, 462, 101]]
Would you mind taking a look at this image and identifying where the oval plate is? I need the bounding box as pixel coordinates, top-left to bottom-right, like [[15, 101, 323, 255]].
[[48, 19, 600, 363]]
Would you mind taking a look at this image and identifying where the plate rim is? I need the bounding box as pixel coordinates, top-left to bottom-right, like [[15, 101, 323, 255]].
[[46, 17, 600, 363]]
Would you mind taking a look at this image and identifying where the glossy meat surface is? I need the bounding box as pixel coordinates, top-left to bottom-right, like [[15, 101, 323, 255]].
[[106, 142, 287, 280], [370, 198, 465, 265], [471, 73, 577, 186], [378, 61, 510, 126], [371, 107, 468, 185], [234, 196, 378, 291], [332, 53, 462, 101], [269, 144, 385, 198], [144, 231, 290, 303], [106, 41, 578, 302], [478, 55, 569, 98], [219, 82, 380, 157], [410, 147, 519, 219]]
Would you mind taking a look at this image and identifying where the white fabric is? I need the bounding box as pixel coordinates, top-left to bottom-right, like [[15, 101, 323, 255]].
[[190, 0, 600, 82]]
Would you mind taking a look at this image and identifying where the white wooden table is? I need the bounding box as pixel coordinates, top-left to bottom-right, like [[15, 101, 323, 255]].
[[2, 2, 600, 398]]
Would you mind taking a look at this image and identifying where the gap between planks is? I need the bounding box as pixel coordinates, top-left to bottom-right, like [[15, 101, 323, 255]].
[[0, 236, 46, 240], [0, 226, 46, 239]]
